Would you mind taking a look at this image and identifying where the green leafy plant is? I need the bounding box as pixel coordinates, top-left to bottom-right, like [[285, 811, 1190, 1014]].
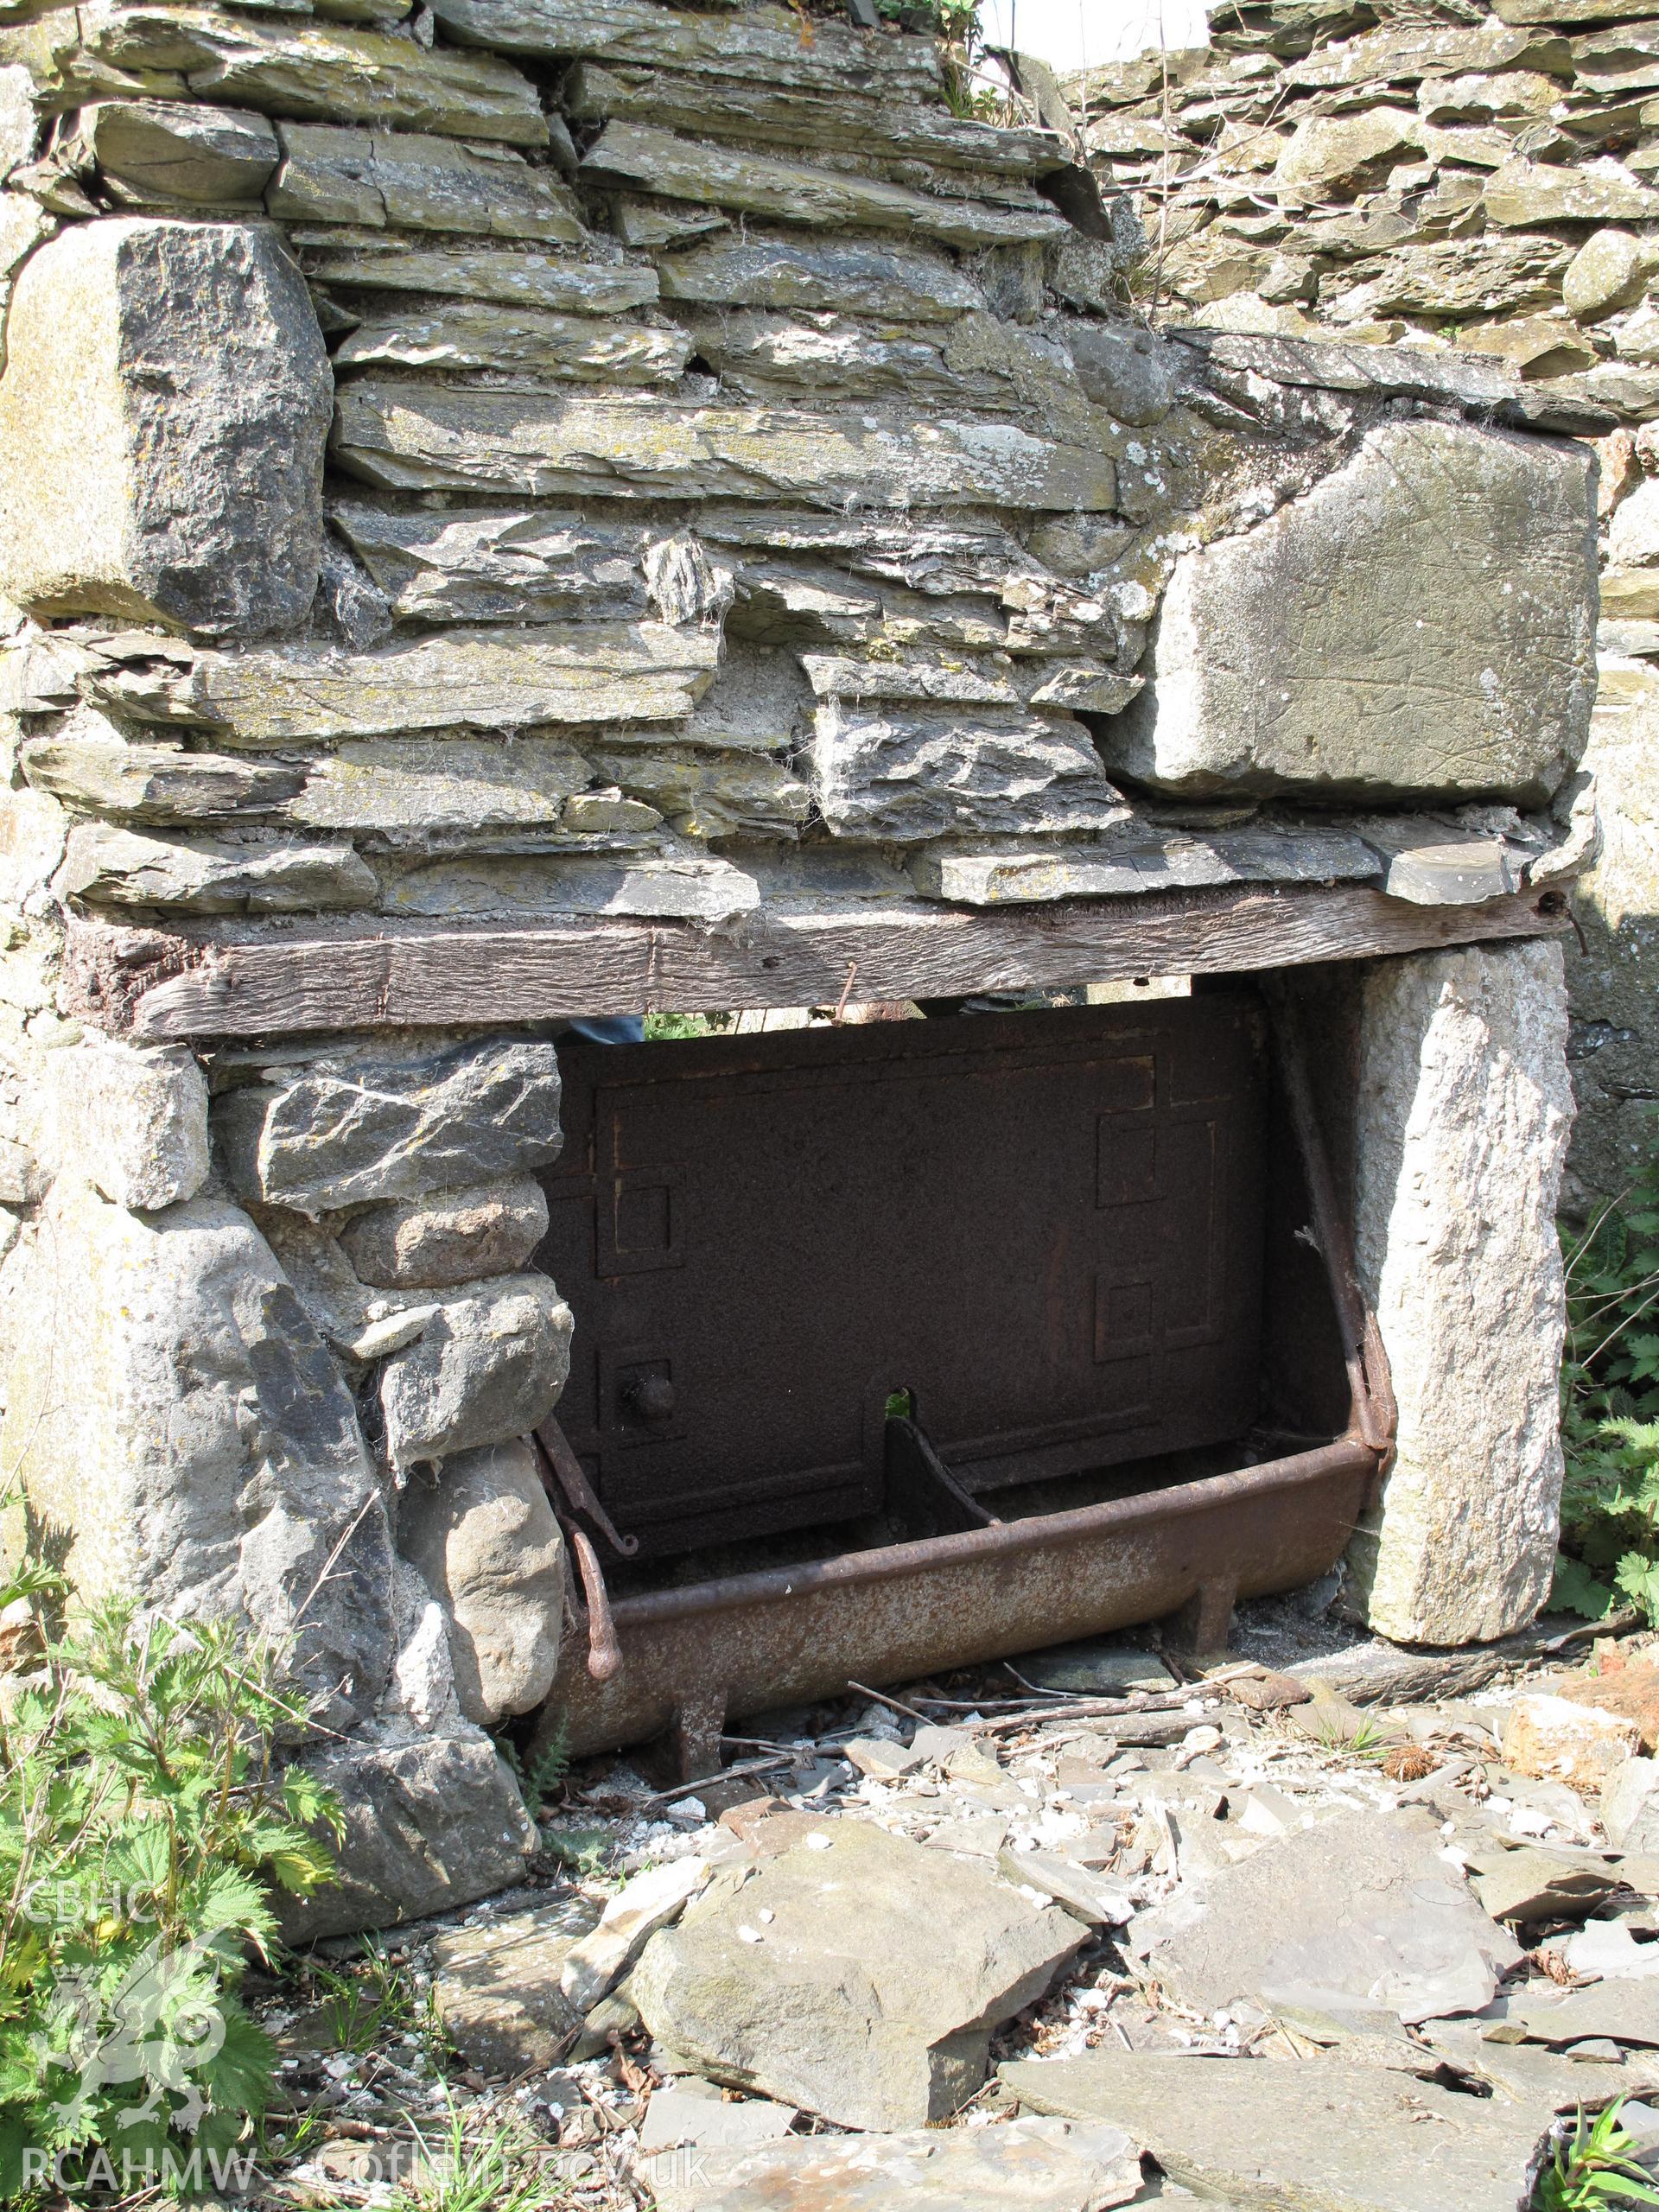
[[0, 1589, 342, 2199], [1554, 1125, 1659, 1625], [390, 2097, 562, 2212], [496, 1722, 570, 1821], [1537, 2099, 1659, 2210]]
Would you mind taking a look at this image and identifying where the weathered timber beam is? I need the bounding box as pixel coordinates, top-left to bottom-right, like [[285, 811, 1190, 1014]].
[[64, 883, 1572, 1044]]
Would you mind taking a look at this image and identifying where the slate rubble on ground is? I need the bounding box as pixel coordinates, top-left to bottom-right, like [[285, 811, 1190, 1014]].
[[255, 1619, 1659, 2211]]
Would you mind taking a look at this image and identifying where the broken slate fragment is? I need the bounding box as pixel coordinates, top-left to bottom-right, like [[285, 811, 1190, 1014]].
[[647, 2115, 1143, 2212], [1001, 2051, 1566, 2212], [1130, 1807, 1521, 2025], [560, 1857, 712, 2015], [1470, 1847, 1620, 1924], [630, 1819, 1085, 2131], [998, 1846, 1134, 1927], [638, 2081, 798, 2158], [1015, 1642, 1177, 1695]]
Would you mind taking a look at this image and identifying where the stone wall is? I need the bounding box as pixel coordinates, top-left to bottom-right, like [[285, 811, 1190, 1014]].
[[0, 0, 1609, 1927], [1065, 0, 1658, 1204]]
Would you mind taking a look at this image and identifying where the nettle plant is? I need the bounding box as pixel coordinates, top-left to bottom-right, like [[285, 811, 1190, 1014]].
[[0, 1577, 341, 2199], [1554, 1123, 1659, 1627]]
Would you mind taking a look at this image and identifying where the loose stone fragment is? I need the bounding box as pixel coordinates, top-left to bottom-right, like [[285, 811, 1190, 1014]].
[[333, 302, 690, 383], [811, 702, 1128, 842], [56, 823, 378, 912], [40, 1033, 208, 1211], [1605, 1755, 1659, 1851], [0, 218, 331, 636], [631, 1819, 1084, 2130], [996, 1846, 1134, 1926], [340, 1174, 549, 1290], [1497, 1981, 1659, 2047], [268, 122, 585, 239], [397, 1436, 565, 1723], [1130, 1807, 1521, 2024], [278, 1731, 535, 1942], [378, 1274, 573, 1469], [1001, 2051, 1565, 2212], [74, 98, 278, 205], [1564, 229, 1651, 321], [332, 382, 1121, 511], [431, 1903, 588, 2074], [653, 230, 982, 320], [649, 2116, 1144, 2212], [108, 626, 720, 740], [216, 1033, 563, 1214], [1503, 1693, 1643, 1794], [0, 1184, 393, 1731], [1108, 417, 1596, 804], [638, 2082, 798, 2159], [581, 122, 1067, 251], [561, 1857, 712, 2013], [1470, 1847, 1620, 1923]]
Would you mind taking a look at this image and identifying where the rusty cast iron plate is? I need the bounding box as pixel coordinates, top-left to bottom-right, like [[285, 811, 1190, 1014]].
[[537, 997, 1268, 1557]]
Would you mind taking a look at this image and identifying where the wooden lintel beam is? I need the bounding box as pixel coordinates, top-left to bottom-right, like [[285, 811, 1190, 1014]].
[[64, 883, 1571, 1045]]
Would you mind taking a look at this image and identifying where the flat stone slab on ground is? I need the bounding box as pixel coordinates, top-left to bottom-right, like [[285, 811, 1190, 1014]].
[[1014, 1643, 1177, 1694], [638, 2080, 798, 2156], [1002, 2051, 1560, 2212], [647, 2114, 1143, 2212], [1496, 1980, 1659, 2046], [1130, 1807, 1520, 2024], [430, 1900, 591, 2074], [630, 1818, 1086, 2132]]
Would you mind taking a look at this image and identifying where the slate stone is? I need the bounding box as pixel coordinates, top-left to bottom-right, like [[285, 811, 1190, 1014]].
[[1130, 1807, 1522, 2025], [1014, 1643, 1177, 1695], [397, 1436, 565, 1724], [1274, 108, 1420, 198], [1605, 1756, 1659, 1852], [588, 743, 810, 840], [1001, 2051, 1563, 2212], [0, 1184, 393, 1732], [340, 1175, 549, 1291], [298, 238, 660, 313], [430, 1900, 590, 2073], [0, 218, 331, 637], [1107, 418, 1597, 804], [630, 1819, 1085, 2131], [55, 7, 549, 146], [278, 1729, 537, 1942], [653, 230, 982, 320], [214, 1033, 563, 1214], [1470, 1847, 1620, 1923], [106, 626, 720, 741], [997, 1847, 1134, 1926], [21, 724, 304, 823], [637, 2082, 798, 2158], [811, 702, 1129, 842], [284, 738, 599, 839], [329, 502, 649, 626], [649, 2116, 1143, 2212], [55, 822, 378, 912], [428, 0, 944, 104], [378, 1274, 573, 1470], [75, 98, 278, 205], [268, 122, 586, 240], [1498, 1982, 1659, 2047], [1485, 157, 1659, 226], [332, 382, 1122, 511], [333, 302, 690, 383], [378, 844, 760, 923]]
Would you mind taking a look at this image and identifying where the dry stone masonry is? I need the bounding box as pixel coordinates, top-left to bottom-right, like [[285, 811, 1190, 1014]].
[[0, 0, 1606, 1929], [1065, 0, 1659, 1201]]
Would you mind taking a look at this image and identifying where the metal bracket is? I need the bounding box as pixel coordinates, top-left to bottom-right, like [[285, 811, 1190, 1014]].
[[536, 1415, 639, 1559], [884, 1415, 1000, 1538]]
